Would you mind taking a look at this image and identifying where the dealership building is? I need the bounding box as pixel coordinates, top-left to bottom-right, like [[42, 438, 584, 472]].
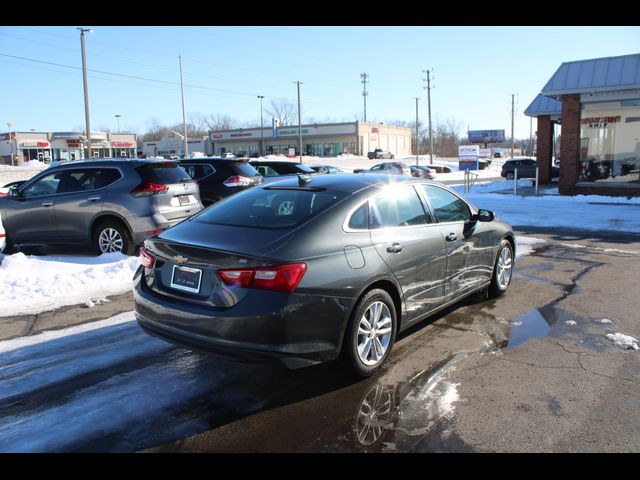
[[0, 130, 137, 164], [208, 121, 412, 158], [525, 53, 640, 196]]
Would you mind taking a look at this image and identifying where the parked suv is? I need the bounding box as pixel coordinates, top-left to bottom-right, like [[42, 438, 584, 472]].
[[501, 158, 559, 180], [178, 157, 262, 206], [0, 158, 203, 255]]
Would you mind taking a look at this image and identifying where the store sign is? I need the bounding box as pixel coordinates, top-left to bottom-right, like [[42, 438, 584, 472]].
[[459, 145, 479, 171], [67, 140, 81, 147], [468, 130, 505, 143], [20, 141, 50, 148], [581, 116, 621, 128], [212, 134, 223, 139], [459, 145, 480, 156], [279, 129, 309, 136], [230, 133, 252, 138], [111, 141, 133, 147]]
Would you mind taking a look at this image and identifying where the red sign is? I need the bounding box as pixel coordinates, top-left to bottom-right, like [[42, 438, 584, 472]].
[[111, 141, 133, 147], [37, 141, 49, 147], [213, 134, 223, 139], [581, 116, 621, 126], [67, 140, 81, 147]]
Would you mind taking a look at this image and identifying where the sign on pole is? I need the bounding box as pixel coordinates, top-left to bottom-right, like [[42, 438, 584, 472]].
[[458, 145, 479, 171]]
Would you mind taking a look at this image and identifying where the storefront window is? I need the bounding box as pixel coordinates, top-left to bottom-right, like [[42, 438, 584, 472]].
[[578, 103, 640, 183]]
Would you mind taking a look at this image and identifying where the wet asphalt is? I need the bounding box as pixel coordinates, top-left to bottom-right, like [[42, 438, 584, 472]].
[[1, 227, 639, 452]]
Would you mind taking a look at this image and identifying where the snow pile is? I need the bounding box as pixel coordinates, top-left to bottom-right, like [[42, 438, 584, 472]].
[[565, 321, 577, 326], [0, 252, 139, 317], [605, 333, 639, 351], [515, 236, 546, 258], [596, 318, 613, 324]]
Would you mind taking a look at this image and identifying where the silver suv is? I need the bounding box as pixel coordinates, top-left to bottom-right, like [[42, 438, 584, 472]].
[[0, 158, 203, 255]]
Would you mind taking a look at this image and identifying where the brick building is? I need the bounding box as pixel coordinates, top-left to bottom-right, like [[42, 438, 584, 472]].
[[525, 53, 640, 196]]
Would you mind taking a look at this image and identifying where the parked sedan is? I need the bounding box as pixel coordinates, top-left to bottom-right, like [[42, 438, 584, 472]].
[[310, 165, 348, 174], [354, 162, 411, 176], [134, 174, 515, 377], [409, 165, 436, 180]]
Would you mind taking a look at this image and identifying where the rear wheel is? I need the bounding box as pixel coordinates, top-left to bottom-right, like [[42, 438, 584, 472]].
[[489, 240, 514, 297], [93, 220, 134, 256], [343, 289, 397, 378], [505, 171, 515, 180]]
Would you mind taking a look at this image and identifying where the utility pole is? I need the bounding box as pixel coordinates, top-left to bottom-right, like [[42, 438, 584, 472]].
[[257, 95, 264, 157], [115, 114, 121, 134], [422, 69, 434, 164], [6, 122, 13, 166], [77, 27, 93, 159], [414, 97, 420, 166], [360, 73, 369, 123], [295, 81, 303, 163], [511, 93, 515, 159], [179, 54, 189, 158]]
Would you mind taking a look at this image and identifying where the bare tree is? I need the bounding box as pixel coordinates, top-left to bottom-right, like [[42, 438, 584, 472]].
[[205, 113, 239, 131], [266, 98, 298, 126], [141, 117, 170, 143]]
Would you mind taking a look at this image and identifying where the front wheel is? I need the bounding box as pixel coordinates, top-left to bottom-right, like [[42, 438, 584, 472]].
[[343, 289, 397, 378], [93, 221, 134, 255], [489, 240, 514, 297], [505, 172, 515, 180]]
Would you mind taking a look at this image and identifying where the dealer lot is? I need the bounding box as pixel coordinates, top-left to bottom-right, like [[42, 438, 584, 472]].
[[0, 227, 638, 452]]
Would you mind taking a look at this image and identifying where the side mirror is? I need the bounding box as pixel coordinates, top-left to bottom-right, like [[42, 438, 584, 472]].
[[477, 209, 495, 222], [10, 187, 21, 198]]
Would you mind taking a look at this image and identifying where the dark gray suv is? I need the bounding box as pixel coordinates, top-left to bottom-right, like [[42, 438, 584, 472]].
[[0, 158, 203, 255]]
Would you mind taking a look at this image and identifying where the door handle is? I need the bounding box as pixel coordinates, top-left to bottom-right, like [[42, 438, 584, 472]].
[[41, 201, 54, 207], [87, 196, 101, 201], [445, 233, 458, 242], [386, 243, 404, 253]]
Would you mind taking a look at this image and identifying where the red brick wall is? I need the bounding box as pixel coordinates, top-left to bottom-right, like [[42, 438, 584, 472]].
[[536, 116, 552, 184], [559, 94, 581, 195]]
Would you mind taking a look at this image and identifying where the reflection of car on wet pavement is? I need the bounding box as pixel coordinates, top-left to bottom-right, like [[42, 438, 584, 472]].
[[134, 174, 515, 377]]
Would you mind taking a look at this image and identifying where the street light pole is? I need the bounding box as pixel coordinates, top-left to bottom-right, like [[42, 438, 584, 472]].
[[295, 81, 303, 164], [415, 97, 420, 166], [6, 121, 13, 166], [77, 27, 93, 159], [179, 54, 189, 158], [257, 95, 264, 157], [115, 114, 121, 134]]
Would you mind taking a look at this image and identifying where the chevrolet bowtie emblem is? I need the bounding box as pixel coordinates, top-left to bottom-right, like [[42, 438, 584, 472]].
[[173, 255, 188, 264]]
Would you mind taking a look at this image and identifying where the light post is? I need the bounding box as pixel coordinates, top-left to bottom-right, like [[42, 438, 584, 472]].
[[6, 121, 13, 166], [294, 81, 303, 163], [257, 95, 264, 157], [115, 114, 121, 134], [179, 54, 188, 158], [77, 27, 93, 159]]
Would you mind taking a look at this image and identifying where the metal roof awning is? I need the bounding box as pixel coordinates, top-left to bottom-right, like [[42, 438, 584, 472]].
[[524, 94, 562, 119], [541, 53, 640, 98]]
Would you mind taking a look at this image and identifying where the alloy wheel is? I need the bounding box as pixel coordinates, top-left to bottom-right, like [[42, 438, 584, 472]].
[[496, 247, 513, 290], [98, 227, 124, 253], [357, 301, 393, 366]]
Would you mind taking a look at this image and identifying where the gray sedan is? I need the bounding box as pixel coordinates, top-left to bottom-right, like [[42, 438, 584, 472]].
[[134, 174, 514, 377]]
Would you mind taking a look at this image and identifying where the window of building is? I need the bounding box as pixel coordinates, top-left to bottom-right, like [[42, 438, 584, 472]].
[[578, 103, 640, 184]]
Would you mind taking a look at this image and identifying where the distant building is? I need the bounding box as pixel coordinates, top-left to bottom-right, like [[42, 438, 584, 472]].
[[526, 53, 640, 196], [0, 130, 137, 165], [208, 121, 412, 158], [141, 132, 207, 158]]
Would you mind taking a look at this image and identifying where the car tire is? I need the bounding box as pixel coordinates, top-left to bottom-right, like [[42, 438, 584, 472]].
[[489, 239, 514, 298], [343, 288, 397, 378], [93, 220, 134, 256], [505, 172, 515, 180]]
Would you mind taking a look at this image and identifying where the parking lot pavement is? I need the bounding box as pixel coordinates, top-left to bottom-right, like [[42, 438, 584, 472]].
[[1, 228, 639, 452]]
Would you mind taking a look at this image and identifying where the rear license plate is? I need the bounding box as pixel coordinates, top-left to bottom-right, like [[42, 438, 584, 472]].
[[178, 195, 190, 205], [170, 265, 202, 293]]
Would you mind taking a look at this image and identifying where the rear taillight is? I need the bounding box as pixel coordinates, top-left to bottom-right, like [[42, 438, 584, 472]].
[[138, 247, 155, 268], [223, 175, 253, 187], [130, 181, 169, 197], [218, 263, 307, 293]]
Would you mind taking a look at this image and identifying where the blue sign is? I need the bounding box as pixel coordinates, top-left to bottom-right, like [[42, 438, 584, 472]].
[[468, 130, 505, 143]]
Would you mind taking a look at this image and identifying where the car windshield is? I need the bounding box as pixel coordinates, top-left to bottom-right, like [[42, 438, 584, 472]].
[[193, 186, 348, 229]]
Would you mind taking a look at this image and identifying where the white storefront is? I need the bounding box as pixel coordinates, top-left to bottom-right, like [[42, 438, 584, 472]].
[[141, 132, 207, 158], [0, 131, 137, 164], [208, 121, 412, 158]]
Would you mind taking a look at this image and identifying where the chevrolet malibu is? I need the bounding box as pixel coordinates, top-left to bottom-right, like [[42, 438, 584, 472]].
[[134, 174, 515, 377]]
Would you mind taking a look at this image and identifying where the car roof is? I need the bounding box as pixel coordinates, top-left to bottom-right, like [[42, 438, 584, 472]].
[[259, 173, 437, 194], [46, 158, 174, 169]]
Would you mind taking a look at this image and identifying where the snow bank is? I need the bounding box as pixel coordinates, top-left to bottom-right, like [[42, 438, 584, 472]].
[[605, 333, 639, 351], [0, 252, 139, 317]]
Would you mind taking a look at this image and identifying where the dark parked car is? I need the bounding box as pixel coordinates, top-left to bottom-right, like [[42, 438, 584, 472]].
[[354, 162, 411, 176], [0, 158, 203, 255], [501, 158, 559, 180], [134, 174, 515, 377], [178, 157, 262, 206], [310, 165, 348, 174], [409, 165, 436, 180], [249, 160, 316, 180]]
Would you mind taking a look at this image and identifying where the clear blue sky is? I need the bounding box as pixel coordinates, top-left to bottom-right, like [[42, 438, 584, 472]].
[[1, 25, 639, 139]]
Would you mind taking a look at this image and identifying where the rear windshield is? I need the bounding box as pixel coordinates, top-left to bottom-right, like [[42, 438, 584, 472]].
[[255, 163, 315, 175], [193, 186, 348, 229], [136, 162, 191, 184], [230, 161, 259, 177]]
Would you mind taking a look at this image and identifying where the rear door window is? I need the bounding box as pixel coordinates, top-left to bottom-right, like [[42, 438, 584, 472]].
[[420, 185, 471, 223], [136, 162, 190, 184], [231, 162, 259, 177], [181, 163, 215, 180], [369, 186, 427, 228]]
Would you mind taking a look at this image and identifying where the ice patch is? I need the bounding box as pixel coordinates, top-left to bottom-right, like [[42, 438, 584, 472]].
[[596, 318, 613, 324], [605, 333, 639, 351], [565, 321, 577, 326]]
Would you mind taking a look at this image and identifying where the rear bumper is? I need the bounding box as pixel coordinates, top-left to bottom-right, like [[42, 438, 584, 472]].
[[133, 266, 353, 366]]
